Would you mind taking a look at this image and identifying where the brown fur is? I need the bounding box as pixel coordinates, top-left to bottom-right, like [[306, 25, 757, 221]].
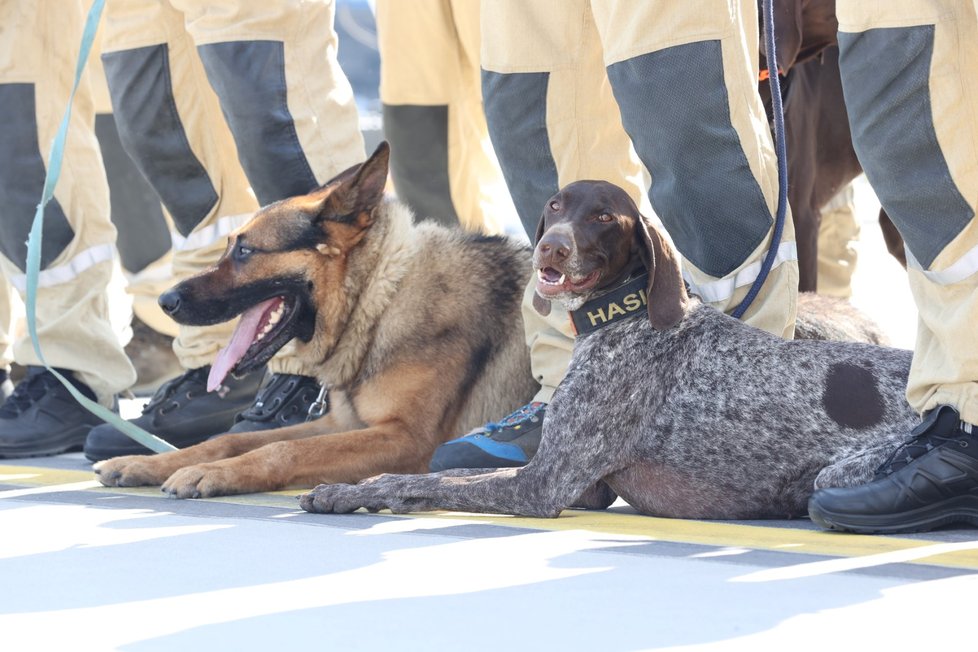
[[95, 143, 539, 498], [759, 0, 906, 291]]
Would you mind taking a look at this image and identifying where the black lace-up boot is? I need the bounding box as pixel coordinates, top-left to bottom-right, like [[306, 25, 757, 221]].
[[83, 365, 265, 462], [0, 366, 106, 458], [809, 405, 978, 534], [224, 373, 326, 433]]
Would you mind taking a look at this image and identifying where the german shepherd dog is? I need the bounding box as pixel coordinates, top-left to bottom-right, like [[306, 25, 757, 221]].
[[94, 142, 539, 498]]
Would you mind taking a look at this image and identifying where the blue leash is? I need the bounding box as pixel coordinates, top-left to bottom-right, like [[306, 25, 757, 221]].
[[731, 0, 789, 319], [26, 0, 176, 453]]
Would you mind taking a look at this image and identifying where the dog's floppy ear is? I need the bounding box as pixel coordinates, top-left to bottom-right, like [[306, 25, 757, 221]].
[[531, 211, 551, 316], [634, 214, 688, 330], [315, 141, 390, 228]]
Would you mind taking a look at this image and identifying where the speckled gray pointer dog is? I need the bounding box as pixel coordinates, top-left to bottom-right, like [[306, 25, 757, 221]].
[[301, 180, 917, 520]]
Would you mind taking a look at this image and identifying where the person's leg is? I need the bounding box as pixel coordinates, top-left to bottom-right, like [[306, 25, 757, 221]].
[[592, 0, 798, 338], [89, 40, 183, 394], [86, 0, 269, 461], [174, 0, 365, 206], [483, 0, 645, 394], [816, 185, 859, 299], [174, 0, 365, 385], [429, 0, 643, 471], [87, 0, 368, 461], [809, 0, 978, 533], [376, 0, 520, 236], [0, 0, 138, 457]]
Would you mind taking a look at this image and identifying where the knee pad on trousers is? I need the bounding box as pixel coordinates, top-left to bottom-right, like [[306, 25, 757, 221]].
[[607, 41, 773, 278], [482, 70, 560, 239], [197, 40, 318, 205], [0, 83, 74, 271], [382, 104, 458, 227], [93, 115, 171, 274], [839, 25, 973, 268], [102, 45, 218, 238]]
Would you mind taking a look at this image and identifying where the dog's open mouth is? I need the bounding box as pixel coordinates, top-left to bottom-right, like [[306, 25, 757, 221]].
[[535, 267, 601, 297], [207, 295, 299, 391]]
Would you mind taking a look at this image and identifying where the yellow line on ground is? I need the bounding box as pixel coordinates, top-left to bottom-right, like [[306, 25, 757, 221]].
[[0, 464, 302, 508], [4, 463, 977, 570], [425, 510, 978, 570], [0, 465, 94, 487]]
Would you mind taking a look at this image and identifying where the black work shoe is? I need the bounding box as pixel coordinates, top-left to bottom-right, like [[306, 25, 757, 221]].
[[809, 405, 978, 534], [83, 365, 266, 462], [224, 373, 326, 434], [429, 402, 546, 472], [0, 366, 105, 458]]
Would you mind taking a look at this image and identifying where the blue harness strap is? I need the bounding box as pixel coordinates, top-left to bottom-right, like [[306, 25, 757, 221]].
[[26, 0, 176, 453]]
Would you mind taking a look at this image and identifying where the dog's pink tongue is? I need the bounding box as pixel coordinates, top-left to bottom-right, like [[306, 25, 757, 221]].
[[207, 298, 278, 392]]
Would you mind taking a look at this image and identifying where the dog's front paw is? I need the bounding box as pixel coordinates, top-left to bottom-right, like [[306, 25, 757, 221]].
[[161, 463, 242, 499], [94, 455, 172, 487], [299, 483, 382, 514]]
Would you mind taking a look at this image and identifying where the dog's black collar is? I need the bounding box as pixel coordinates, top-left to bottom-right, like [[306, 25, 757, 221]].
[[569, 272, 649, 336]]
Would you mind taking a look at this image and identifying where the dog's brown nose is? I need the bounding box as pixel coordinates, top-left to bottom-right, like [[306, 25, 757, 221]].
[[538, 232, 571, 262], [158, 289, 182, 316]]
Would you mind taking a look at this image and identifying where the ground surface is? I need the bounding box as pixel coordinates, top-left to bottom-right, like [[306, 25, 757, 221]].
[[3, 451, 977, 651]]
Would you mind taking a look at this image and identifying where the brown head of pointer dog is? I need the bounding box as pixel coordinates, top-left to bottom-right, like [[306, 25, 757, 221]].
[[530, 179, 687, 330], [94, 142, 538, 498]]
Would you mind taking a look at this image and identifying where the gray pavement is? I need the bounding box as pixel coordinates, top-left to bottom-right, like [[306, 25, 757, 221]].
[[3, 445, 978, 651]]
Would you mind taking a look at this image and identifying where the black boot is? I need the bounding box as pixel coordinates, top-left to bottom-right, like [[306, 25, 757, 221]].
[[0, 366, 106, 458], [809, 405, 978, 534], [228, 374, 329, 433], [83, 365, 265, 462], [224, 373, 326, 434]]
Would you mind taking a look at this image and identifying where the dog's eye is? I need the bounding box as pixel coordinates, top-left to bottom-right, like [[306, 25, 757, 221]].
[[234, 244, 254, 260], [596, 213, 613, 223], [549, 201, 560, 211]]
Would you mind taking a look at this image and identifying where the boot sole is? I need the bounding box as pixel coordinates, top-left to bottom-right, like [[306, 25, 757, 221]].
[[0, 424, 93, 459], [809, 495, 978, 534]]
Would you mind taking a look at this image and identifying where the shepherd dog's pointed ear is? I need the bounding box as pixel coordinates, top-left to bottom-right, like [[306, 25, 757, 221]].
[[314, 141, 390, 227], [634, 214, 688, 330]]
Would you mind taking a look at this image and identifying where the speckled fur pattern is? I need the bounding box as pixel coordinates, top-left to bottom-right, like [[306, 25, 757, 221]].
[[301, 182, 917, 520]]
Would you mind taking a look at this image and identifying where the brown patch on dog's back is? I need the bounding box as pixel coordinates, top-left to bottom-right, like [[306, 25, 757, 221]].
[[822, 363, 885, 429]]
